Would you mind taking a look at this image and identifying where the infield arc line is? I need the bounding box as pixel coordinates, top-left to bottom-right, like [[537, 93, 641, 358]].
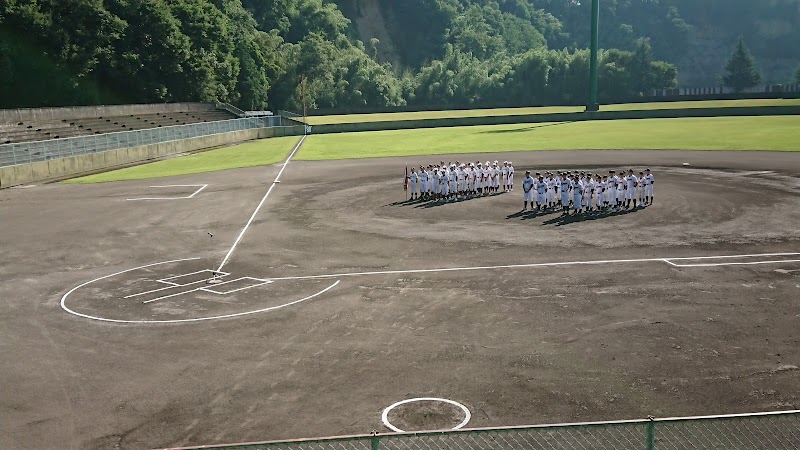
[[60, 258, 340, 324], [216, 135, 307, 273]]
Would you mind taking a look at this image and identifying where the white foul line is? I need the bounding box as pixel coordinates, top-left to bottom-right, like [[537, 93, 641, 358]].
[[264, 252, 800, 282], [126, 184, 208, 201], [216, 135, 307, 273]]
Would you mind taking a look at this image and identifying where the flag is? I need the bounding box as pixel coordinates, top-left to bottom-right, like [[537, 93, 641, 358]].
[[403, 163, 408, 191]]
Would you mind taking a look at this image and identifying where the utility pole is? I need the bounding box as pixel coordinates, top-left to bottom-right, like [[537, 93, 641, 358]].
[[301, 76, 308, 124], [586, 0, 600, 112]]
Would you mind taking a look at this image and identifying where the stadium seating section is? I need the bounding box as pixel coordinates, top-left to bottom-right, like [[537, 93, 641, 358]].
[[0, 109, 238, 145]]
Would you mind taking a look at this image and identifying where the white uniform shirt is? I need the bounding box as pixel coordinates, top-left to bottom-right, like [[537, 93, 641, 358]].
[[409, 172, 418, 183], [522, 176, 535, 192], [560, 178, 570, 192], [420, 171, 428, 183], [626, 175, 638, 189], [536, 181, 547, 194]]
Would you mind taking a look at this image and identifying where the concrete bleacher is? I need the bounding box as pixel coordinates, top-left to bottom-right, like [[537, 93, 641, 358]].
[[0, 104, 238, 145]]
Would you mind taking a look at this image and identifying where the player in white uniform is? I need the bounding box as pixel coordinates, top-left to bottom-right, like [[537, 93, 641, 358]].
[[535, 176, 548, 211], [501, 162, 509, 192], [492, 162, 500, 193], [408, 167, 419, 199], [427, 166, 435, 198], [644, 168, 655, 205], [482, 161, 491, 195], [616, 173, 625, 208], [607, 171, 617, 209], [507, 162, 515, 191], [559, 174, 571, 215], [418, 166, 428, 199], [457, 165, 467, 198], [438, 169, 448, 198], [449, 166, 458, 201], [473, 163, 480, 196], [544, 172, 556, 208], [572, 176, 583, 215], [583, 175, 594, 211], [625, 169, 638, 209], [637, 171, 646, 205], [433, 165, 442, 200], [522, 171, 535, 210], [596, 175, 606, 211]]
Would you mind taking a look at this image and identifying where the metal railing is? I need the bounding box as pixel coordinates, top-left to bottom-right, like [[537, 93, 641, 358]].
[[216, 102, 247, 118], [0, 116, 284, 167], [278, 110, 306, 123], [165, 410, 800, 450]]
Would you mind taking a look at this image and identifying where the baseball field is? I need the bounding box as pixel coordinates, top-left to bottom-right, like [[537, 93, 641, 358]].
[[1, 113, 799, 449]]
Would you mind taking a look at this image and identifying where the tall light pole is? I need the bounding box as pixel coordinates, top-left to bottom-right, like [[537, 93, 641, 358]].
[[586, 0, 600, 112]]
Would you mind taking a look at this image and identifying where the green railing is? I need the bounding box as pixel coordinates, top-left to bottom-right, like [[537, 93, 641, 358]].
[[165, 410, 799, 450]]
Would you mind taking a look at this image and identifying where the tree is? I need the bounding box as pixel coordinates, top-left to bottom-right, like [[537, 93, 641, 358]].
[[722, 37, 762, 92], [795, 65, 800, 84]]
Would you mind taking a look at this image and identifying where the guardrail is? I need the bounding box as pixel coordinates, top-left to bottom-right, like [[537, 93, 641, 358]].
[[0, 116, 283, 168], [216, 102, 247, 118], [165, 409, 800, 450]]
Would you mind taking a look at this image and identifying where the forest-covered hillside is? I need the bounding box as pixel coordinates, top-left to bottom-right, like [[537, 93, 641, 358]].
[[1, 0, 798, 111], [334, 0, 800, 87]]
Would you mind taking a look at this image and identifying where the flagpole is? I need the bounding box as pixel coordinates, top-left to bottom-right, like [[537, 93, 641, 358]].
[[404, 162, 408, 201]]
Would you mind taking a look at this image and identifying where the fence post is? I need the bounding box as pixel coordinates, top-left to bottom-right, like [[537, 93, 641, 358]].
[[646, 416, 655, 450], [371, 431, 380, 450]]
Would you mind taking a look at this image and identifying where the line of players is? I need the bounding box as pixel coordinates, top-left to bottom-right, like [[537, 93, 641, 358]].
[[407, 160, 515, 201], [522, 169, 655, 215]]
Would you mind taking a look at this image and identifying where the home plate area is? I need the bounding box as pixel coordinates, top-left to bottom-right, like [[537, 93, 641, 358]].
[[61, 259, 339, 323]]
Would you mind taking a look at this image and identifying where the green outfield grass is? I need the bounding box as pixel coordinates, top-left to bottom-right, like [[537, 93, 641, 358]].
[[304, 99, 800, 125], [66, 136, 301, 183], [297, 116, 800, 160]]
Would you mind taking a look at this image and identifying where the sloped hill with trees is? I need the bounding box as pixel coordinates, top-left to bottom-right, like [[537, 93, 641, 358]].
[[1, 0, 797, 111]]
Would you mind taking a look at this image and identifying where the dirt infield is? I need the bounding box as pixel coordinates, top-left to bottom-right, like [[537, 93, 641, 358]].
[[1, 150, 799, 449]]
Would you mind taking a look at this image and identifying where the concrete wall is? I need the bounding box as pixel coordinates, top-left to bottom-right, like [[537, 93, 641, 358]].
[[0, 126, 304, 188], [0, 102, 215, 124], [310, 105, 800, 134]]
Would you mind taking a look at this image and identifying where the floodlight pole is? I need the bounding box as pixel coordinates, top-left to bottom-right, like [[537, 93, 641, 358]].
[[301, 76, 308, 123], [586, 0, 600, 112]]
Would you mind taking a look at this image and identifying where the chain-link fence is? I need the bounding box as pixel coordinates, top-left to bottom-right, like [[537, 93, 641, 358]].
[[166, 410, 800, 450], [0, 116, 286, 167]]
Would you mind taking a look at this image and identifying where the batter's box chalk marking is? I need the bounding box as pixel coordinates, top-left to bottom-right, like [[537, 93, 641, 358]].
[[200, 277, 273, 295], [124, 274, 229, 299], [157, 269, 230, 285], [663, 252, 800, 268], [126, 184, 208, 201]]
